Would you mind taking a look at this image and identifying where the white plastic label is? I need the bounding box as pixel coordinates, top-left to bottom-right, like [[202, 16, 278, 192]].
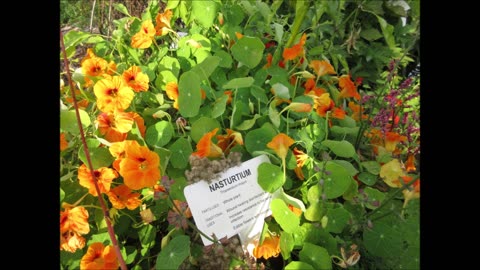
[[184, 154, 272, 249]]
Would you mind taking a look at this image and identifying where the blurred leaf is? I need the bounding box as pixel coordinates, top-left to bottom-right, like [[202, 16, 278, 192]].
[[113, 3, 130, 16], [78, 147, 114, 170], [231, 36, 265, 68], [191, 55, 221, 82], [244, 124, 276, 155], [222, 77, 254, 89], [299, 242, 332, 270], [215, 50, 233, 68], [178, 71, 201, 117], [192, 1, 219, 28], [169, 138, 193, 169], [145, 121, 174, 148], [235, 114, 261, 130], [155, 235, 190, 269], [321, 140, 355, 158], [280, 232, 294, 260], [361, 161, 381, 175], [60, 109, 91, 135], [323, 161, 352, 199], [357, 171, 378, 186], [270, 198, 300, 233], [211, 94, 229, 118], [331, 160, 358, 177], [258, 163, 284, 193], [363, 187, 386, 210], [325, 207, 350, 233], [285, 262, 314, 270], [190, 117, 221, 143]]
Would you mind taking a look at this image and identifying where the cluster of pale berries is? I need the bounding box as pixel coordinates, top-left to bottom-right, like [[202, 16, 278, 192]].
[[185, 152, 243, 184]]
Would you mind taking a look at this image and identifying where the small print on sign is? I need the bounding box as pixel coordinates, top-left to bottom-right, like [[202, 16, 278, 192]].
[[184, 154, 272, 250]]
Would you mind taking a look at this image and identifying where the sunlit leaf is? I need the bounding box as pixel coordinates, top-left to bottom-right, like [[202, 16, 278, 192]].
[[60, 109, 91, 135], [270, 198, 300, 233], [169, 138, 193, 169], [299, 242, 332, 270], [258, 163, 284, 193], [231, 36, 265, 68], [155, 235, 190, 269], [178, 71, 201, 117], [145, 121, 174, 148]]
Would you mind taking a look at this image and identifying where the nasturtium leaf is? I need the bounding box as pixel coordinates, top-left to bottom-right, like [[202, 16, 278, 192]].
[[300, 223, 337, 255], [285, 262, 314, 270], [361, 161, 381, 175], [87, 232, 111, 246], [60, 188, 65, 203], [304, 184, 324, 222], [121, 246, 137, 264], [342, 178, 359, 201], [357, 171, 378, 186], [331, 160, 359, 177], [330, 125, 359, 137], [139, 224, 156, 247], [222, 3, 244, 25], [178, 71, 202, 117], [321, 140, 355, 158], [145, 121, 174, 148], [271, 83, 290, 100], [154, 147, 171, 176], [158, 56, 181, 77], [211, 94, 229, 118], [60, 109, 91, 135], [299, 242, 332, 270], [325, 207, 350, 233], [113, 3, 130, 16], [231, 36, 265, 68], [192, 1, 219, 28], [169, 176, 187, 201], [78, 147, 114, 170], [169, 138, 193, 169], [363, 219, 403, 258], [235, 114, 261, 130], [190, 117, 221, 143], [280, 232, 294, 260], [244, 124, 276, 155], [165, 0, 180, 9], [155, 235, 191, 270], [215, 50, 233, 68], [363, 187, 386, 209], [323, 161, 353, 199], [270, 198, 299, 233], [222, 77, 254, 89], [155, 70, 177, 90], [337, 115, 357, 128], [268, 102, 281, 128], [191, 55, 220, 82], [250, 85, 269, 104], [258, 163, 284, 193]]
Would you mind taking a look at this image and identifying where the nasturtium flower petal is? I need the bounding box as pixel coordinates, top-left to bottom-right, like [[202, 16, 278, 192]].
[[253, 234, 281, 260], [267, 133, 295, 160], [107, 184, 142, 210], [94, 76, 134, 113], [119, 140, 161, 190], [192, 128, 223, 158], [165, 81, 179, 109], [60, 133, 68, 151], [379, 159, 405, 188], [339, 74, 360, 101], [122, 65, 149, 92], [80, 242, 119, 270], [77, 164, 118, 196], [155, 9, 173, 36], [309, 60, 336, 77]]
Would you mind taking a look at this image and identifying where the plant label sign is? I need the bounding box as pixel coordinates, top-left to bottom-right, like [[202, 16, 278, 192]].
[[184, 154, 272, 249]]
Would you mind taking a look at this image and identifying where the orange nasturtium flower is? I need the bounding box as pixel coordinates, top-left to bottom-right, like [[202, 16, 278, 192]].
[[192, 128, 223, 158], [348, 101, 368, 122], [109, 141, 126, 172], [216, 129, 244, 154], [283, 102, 312, 113], [81, 56, 108, 78], [60, 133, 68, 151], [385, 131, 407, 153], [155, 9, 173, 36], [107, 184, 142, 210], [405, 154, 417, 172], [77, 164, 119, 196], [165, 81, 179, 109], [282, 33, 307, 61], [338, 74, 361, 101], [60, 205, 90, 253], [401, 176, 420, 207], [119, 140, 161, 190], [288, 204, 303, 217], [253, 233, 281, 260], [122, 65, 149, 92], [379, 159, 406, 188], [80, 242, 119, 270], [309, 60, 336, 77], [315, 93, 346, 119], [293, 147, 309, 180], [96, 111, 134, 143], [131, 20, 156, 49], [93, 76, 134, 113], [267, 133, 295, 161]]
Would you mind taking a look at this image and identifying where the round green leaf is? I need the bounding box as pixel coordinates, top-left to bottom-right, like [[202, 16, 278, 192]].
[[257, 163, 284, 193], [331, 160, 359, 177], [270, 198, 300, 233], [214, 50, 233, 68], [60, 109, 91, 135], [178, 71, 201, 117], [169, 138, 193, 169], [244, 124, 276, 155], [363, 187, 386, 210], [361, 161, 381, 175], [78, 147, 114, 170], [145, 121, 174, 148], [323, 161, 353, 199], [285, 262, 314, 270], [357, 171, 378, 186], [231, 36, 265, 68], [190, 117, 221, 143], [300, 223, 338, 255], [321, 140, 355, 158], [325, 207, 350, 233], [363, 219, 403, 258], [192, 1, 219, 28], [299, 242, 332, 270], [155, 235, 191, 270]]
